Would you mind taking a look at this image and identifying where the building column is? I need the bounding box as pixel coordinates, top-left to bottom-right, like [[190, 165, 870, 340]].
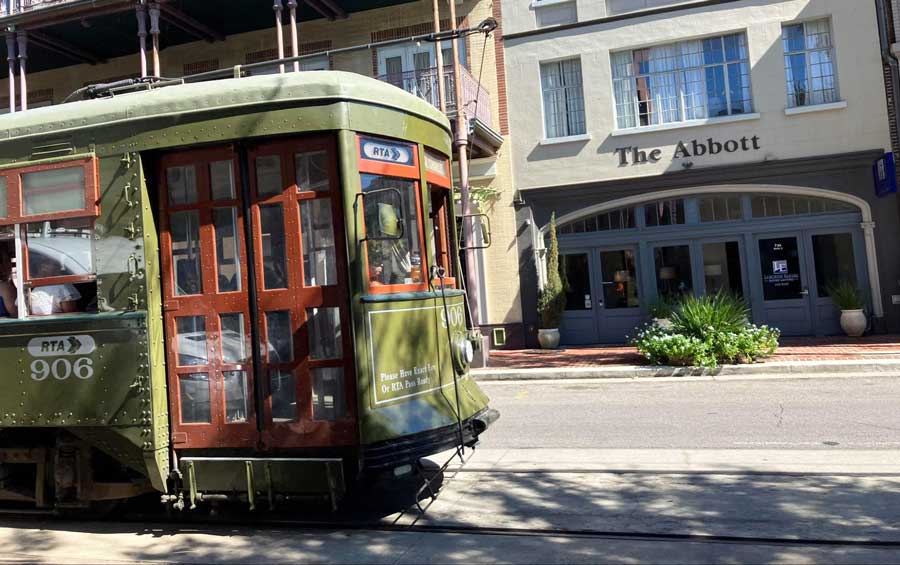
[[149, 2, 160, 77], [135, 2, 148, 77], [861, 220, 885, 318], [273, 0, 285, 74], [16, 29, 25, 111], [287, 0, 299, 72], [5, 29, 15, 113]]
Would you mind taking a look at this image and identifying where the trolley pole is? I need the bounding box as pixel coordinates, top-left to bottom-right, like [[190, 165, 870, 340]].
[[447, 0, 489, 367], [432, 0, 446, 114]]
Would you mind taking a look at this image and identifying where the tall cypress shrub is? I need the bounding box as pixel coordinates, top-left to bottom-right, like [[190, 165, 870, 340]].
[[538, 213, 566, 329]]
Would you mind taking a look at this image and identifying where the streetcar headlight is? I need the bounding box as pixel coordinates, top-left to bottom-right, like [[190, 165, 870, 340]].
[[453, 336, 474, 373]]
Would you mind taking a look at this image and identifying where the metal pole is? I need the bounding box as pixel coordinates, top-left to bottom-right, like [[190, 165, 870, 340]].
[[5, 30, 14, 114], [149, 2, 160, 77], [15, 29, 25, 111], [448, 0, 483, 330], [287, 0, 299, 72], [135, 2, 148, 77], [273, 0, 285, 74], [431, 0, 446, 113]]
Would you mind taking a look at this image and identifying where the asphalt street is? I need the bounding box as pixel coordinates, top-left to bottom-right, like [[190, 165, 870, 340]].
[[478, 375, 900, 450]]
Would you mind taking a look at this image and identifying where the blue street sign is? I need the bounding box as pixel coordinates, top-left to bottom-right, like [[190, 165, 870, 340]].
[[873, 151, 897, 197]]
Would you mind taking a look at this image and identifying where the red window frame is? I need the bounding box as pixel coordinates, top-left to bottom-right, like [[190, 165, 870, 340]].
[[357, 135, 429, 295], [424, 149, 455, 288], [0, 157, 100, 288], [0, 156, 99, 226]]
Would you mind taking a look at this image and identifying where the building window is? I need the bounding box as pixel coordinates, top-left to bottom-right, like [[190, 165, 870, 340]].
[[540, 58, 586, 139], [644, 199, 685, 227], [699, 195, 742, 222], [607, 0, 697, 15], [783, 19, 837, 108], [750, 195, 854, 218], [534, 1, 577, 28], [611, 33, 752, 129], [558, 207, 635, 234]]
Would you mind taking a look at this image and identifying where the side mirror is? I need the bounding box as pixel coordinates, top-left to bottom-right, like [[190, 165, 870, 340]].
[[459, 213, 491, 250], [356, 188, 405, 241]]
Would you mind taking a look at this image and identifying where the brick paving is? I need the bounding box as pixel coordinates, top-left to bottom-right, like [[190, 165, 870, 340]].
[[487, 335, 900, 369]]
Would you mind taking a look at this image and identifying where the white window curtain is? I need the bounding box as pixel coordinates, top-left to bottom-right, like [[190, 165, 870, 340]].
[[541, 59, 586, 138]]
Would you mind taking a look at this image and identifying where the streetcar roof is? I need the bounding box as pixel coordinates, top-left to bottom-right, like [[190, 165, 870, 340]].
[[0, 71, 450, 141]]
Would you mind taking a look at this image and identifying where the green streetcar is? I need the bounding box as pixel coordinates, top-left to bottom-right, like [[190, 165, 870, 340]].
[[0, 70, 497, 511]]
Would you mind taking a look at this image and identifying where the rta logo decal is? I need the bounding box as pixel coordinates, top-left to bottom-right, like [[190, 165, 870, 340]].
[[26, 335, 97, 381], [614, 135, 761, 166]]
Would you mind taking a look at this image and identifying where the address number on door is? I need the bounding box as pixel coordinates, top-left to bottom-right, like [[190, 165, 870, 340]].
[[30, 358, 94, 381]]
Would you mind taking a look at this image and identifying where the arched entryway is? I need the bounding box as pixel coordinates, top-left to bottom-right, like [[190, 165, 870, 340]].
[[540, 185, 880, 345]]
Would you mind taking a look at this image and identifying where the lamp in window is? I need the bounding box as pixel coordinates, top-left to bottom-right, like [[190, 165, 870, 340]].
[[704, 264, 723, 277], [658, 265, 676, 297]]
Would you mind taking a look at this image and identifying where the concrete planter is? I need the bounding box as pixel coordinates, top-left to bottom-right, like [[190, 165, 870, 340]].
[[537, 328, 561, 349], [839, 309, 867, 337]]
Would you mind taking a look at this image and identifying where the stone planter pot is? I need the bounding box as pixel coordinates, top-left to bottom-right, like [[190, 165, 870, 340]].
[[839, 309, 867, 337], [537, 328, 561, 350]]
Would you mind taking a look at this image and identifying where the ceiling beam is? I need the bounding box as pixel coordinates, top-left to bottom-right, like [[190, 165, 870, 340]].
[[157, 2, 225, 43], [316, 0, 347, 19], [29, 29, 106, 65], [303, 0, 335, 21]]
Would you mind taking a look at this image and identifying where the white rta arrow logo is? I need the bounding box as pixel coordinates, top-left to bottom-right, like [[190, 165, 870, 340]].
[[28, 335, 96, 357], [362, 140, 412, 165]]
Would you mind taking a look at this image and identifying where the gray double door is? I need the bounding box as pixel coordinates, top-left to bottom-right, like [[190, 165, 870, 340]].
[[558, 227, 866, 344], [558, 247, 643, 345]]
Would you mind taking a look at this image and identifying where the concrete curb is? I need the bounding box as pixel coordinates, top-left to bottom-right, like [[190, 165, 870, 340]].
[[472, 358, 900, 381]]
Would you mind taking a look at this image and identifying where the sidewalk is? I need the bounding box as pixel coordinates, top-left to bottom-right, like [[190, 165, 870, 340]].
[[474, 335, 900, 380]]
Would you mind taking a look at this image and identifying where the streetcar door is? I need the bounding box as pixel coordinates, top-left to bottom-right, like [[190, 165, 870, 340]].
[[160, 139, 356, 451], [161, 147, 258, 449], [248, 138, 356, 449]]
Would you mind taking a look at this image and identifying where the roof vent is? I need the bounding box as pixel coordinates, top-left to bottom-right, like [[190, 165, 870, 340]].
[[31, 138, 75, 159]]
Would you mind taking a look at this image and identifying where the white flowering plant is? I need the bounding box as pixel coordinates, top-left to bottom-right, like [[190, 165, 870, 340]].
[[630, 293, 780, 368]]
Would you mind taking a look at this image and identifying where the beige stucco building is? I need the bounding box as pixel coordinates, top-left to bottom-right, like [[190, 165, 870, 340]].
[[502, 0, 900, 345]]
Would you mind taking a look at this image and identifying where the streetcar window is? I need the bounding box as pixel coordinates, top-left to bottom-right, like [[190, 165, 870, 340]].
[[299, 199, 336, 287], [166, 165, 198, 206], [213, 207, 242, 293], [180, 373, 211, 424], [307, 307, 342, 360], [295, 151, 329, 192], [255, 155, 283, 197], [0, 239, 17, 318], [25, 219, 93, 279], [170, 211, 203, 296], [312, 367, 345, 421], [259, 205, 287, 289], [209, 160, 236, 201], [22, 166, 86, 216], [176, 316, 207, 366], [270, 369, 297, 422], [265, 310, 293, 364], [361, 174, 424, 287], [223, 370, 249, 423], [220, 313, 249, 364], [429, 185, 455, 286]]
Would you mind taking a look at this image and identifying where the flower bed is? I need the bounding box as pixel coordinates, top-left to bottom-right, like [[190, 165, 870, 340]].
[[630, 293, 780, 368]]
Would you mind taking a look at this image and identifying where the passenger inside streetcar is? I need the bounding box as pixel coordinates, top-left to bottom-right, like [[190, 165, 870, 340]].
[[29, 260, 81, 316], [0, 245, 18, 317]]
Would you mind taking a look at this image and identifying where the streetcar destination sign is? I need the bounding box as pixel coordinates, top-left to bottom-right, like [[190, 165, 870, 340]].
[[360, 137, 413, 165]]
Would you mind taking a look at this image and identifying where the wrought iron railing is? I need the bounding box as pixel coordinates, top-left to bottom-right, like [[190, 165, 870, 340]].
[[376, 65, 492, 128], [0, 0, 78, 16]]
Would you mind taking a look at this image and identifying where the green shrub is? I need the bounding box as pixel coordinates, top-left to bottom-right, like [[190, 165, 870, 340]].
[[647, 296, 678, 319], [631, 293, 780, 368], [671, 291, 749, 338], [825, 281, 865, 310], [538, 213, 566, 329]]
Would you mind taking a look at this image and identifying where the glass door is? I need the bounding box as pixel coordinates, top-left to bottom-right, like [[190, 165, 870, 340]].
[[249, 138, 356, 449], [160, 138, 356, 451], [558, 251, 598, 345], [700, 240, 745, 297], [161, 147, 257, 449], [595, 248, 641, 344], [808, 230, 863, 335], [755, 234, 813, 336]]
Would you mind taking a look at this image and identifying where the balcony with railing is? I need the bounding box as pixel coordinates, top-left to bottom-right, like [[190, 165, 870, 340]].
[[1, 0, 76, 17], [375, 65, 492, 129]]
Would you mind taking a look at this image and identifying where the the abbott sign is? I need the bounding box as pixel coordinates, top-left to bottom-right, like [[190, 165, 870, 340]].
[[614, 135, 761, 166]]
